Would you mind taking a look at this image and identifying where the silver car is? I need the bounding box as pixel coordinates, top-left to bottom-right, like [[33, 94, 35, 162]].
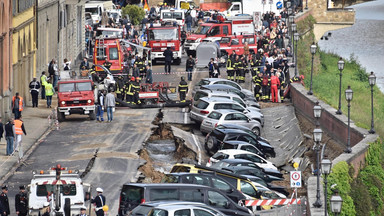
[[190, 97, 264, 125], [147, 204, 226, 216], [193, 78, 253, 98], [200, 110, 262, 135]]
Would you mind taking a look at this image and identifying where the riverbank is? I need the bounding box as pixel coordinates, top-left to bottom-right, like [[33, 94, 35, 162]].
[[296, 15, 384, 138]]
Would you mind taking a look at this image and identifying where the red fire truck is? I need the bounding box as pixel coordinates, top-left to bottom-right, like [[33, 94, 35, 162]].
[[93, 29, 130, 76], [219, 34, 258, 56], [147, 24, 182, 65], [184, 15, 254, 56]]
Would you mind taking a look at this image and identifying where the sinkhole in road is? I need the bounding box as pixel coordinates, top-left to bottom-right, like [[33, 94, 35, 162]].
[[137, 109, 197, 183]]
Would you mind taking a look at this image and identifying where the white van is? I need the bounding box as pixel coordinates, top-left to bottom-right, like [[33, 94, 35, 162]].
[[85, 1, 116, 25], [160, 9, 185, 26]]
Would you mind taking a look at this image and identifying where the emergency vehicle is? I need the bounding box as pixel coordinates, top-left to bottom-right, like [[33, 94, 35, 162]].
[[160, 9, 185, 26], [93, 30, 130, 76], [219, 34, 258, 56], [28, 164, 91, 216], [184, 15, 254, 56], [57, 79, 96, 122], [147, 24, 182, 65]]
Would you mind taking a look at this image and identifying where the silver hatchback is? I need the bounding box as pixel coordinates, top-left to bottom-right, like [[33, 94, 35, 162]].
[[200, 110, 262, 135]]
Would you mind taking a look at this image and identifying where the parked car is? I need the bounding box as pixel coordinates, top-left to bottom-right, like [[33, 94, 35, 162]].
[[200, 84, 259, 105], [118, 183, 252, 216], [129, 201, 226, 216], [200, 110, 262, 136], [193, 78, 253, 98], [207, 149, 278, 170], [243, 175, 289, 196], [193, 89, 260, 110], [205, 127, 275, 157], [216, 124, 270, 146], [190, 97, 264, 125], [161, 172, 246, 203], [218, 141, 265, 158], [221, 166, 283, 183], [211, 158, 283, 178]]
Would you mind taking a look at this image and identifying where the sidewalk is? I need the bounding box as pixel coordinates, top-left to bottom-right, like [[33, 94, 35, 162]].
[[0, 97, 57, 185]]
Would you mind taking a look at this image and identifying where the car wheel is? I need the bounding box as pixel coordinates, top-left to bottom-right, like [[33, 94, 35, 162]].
[[252, 127, 260, 136], [89, 111, 96, 120], [205, 136, 218, 155], [57, 110, 65, 122]]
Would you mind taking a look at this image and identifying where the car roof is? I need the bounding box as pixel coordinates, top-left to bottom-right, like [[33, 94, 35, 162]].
[[217, 149, 256, 155], [196, 89, 239, 98], [124, 183, 211, 189], [201, 84, 238, 91], [201, 78, 229, 82], [214, 127, 249, 135], [199, 97, 237, 103], [211, 109, 242, 115], [220, 158, 254, 164], [155, 204, 221, 212], [140, 201, 208, 208], [218, 124, 252, 131], [223, 140, 252, 146], [223, 166, 258, 171]]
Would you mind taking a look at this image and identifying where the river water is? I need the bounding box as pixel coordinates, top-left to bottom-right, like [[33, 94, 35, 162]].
[[318, 0, 384, 92]]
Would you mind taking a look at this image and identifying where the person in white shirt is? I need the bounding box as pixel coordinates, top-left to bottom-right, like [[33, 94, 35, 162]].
[[190, 8, 197, 27]]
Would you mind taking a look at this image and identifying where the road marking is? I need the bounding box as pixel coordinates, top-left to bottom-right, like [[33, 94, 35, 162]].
[[192, 133, 202, 165], [184, 111, 188, 124]]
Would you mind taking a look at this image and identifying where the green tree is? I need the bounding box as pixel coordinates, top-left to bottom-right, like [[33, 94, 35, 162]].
[[122, 4, 145, 26]]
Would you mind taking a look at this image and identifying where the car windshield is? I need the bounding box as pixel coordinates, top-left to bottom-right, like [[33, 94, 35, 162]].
[[195, 25, 211, 35], [85, 7, 98, 15], [59, 82, 92, 92], [207, 112, 222, 120], [219, 37, 231, 44], [37, 184, 76, 196], [196, 79, 210, 86], [162, 11, 183, 20], [148, 29, 179, 40]]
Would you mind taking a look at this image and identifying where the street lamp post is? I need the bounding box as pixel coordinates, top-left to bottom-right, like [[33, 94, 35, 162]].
[[368, 71, 376, 134], [321, 158, 332, 216], [313, 128, 323, 208], [308, 43, 317, 95], [336, 58, 345, 115], [314, 101, 322, 127], [290, 16, 295, 51], [287, 8, 292, 46], [330, 190, 343, 216], [294, 32, 299, 77], [345, 86, 353, 153]]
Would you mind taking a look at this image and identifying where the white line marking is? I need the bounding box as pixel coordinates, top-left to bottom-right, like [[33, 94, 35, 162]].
[[192, 134, 202, 165]]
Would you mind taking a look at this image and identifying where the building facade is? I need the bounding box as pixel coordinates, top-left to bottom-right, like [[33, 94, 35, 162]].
[[12, 0, 37, 107], [0, 0, 13, 119]]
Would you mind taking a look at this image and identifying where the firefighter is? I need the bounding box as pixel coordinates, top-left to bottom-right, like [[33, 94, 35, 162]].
[[15, 185, 28, 216], [103, 61, 112, 71], [233, 55, 240, 82], [125, 77, 135, 104], [250, 54, 260, 81], [91, 188, 106, 216], [135, 57, 145, 79], [236, 56, 245, 83], [253, 72, 263, 101], [89, 66, 99, 83], [261, 68, 271, 102], [0, 185, 9, 216], [178, 77, 188, 102], [277, 70, 285, 102], [133, 77, 141, 105], [270, 72, 280, 103], [226, 57, 234, 81], [115, 76, 125, 101]]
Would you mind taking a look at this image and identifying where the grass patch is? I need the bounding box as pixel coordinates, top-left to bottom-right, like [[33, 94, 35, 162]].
[[296, 16, 384, 138]]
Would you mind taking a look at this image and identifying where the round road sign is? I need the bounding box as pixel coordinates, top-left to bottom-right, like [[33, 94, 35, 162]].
[[276, 1, 283, 9], [291, 172, 300, 181]]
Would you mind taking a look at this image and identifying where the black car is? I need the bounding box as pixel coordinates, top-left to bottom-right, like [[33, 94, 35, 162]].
[[222, 166, 283, 183], [161, 172, 246, 204], [243, 174, 289, 196], [211, 158, 283, 178], [205, 127, 276, 157], [217, 124, 272, 147], [118, 183, 252, 216]]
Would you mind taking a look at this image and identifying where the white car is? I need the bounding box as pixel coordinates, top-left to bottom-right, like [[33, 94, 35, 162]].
[[207, 149, 278, 171], [200, 110, 262, 135], [193, 78, 254, 98]]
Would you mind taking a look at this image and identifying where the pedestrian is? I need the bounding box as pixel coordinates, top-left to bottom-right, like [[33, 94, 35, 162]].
[[253, 72, 263, 101], [145, 65, 153, 84], [178, 77, 188, 103], [14, 116, 26, 162], [186, 55, 195, 81], [96, 91, 105, 122], [40, 202, 50, 216], [185, 13, 192, 32], [40, 71, 48, 100], [115, 76, 125, 101], [63, 58, 71, 71], [208, 58, 216, 78], [15, 185, 28, 216], [4, 119, 15, 156], [105, 90, 116, 122], [0, 185, 10, 216], [89, 66, 100, 83], [80, 57, 90, 70], [52, 59, 59, 88], [163, 46, 173, 74], [91, 188, 106, 216], [132, 64, 139, 78], [48, 59, 55, 81], [29, 77, 41, 108], [243, 42, 250, 60], [0, 117, 3, 143], [261, 70, 271, 102], [77, 206, 88, 216], [12, 93, 24, 120], [45, 79, 54, 108]]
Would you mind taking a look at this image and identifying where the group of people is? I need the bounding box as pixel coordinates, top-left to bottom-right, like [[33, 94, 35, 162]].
[[0, 185, 29, 216]]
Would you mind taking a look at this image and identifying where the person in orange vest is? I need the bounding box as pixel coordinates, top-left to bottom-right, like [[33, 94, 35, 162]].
[[12, 93, 24, 120], [270, 72, 281, 103], [14, 116, 27, 162]]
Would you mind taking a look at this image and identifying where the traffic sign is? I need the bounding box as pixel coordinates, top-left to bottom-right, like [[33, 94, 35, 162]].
[[262, 0, 266, 5], [269, 0, 273, 4], [290, 171, 302, 188], [276, 1, 283, 9]]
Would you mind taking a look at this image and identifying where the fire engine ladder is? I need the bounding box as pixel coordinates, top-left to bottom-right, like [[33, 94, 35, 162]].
[[97, 38, 106, 59]]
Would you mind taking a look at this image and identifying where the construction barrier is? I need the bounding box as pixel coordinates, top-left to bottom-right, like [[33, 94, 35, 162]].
[[245, 198, 301, 207]]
